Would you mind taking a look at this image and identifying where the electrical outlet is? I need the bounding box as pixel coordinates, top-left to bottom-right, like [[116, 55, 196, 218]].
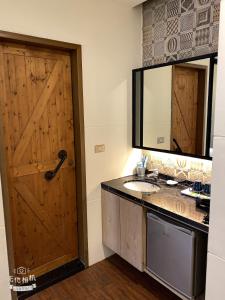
[[157, 137, 165, 144], [95, 144, 105, 153]]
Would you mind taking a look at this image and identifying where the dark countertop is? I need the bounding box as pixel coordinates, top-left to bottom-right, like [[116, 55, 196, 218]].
[[101, 175, 209, 234]]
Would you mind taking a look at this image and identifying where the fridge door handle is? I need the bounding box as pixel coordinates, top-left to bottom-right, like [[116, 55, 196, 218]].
[[175, 226, 193, 236], [148, 213, 193, 235], [148, 214, 161, 221]]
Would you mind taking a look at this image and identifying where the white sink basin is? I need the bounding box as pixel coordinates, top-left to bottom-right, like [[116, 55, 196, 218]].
[[123, 181, 160, 193]]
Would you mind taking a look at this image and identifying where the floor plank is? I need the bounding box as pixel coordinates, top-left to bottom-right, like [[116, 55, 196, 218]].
[[28, 254, 181, 300]]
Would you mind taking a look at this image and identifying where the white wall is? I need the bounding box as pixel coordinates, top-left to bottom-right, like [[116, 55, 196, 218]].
[[205, 1, 225, 299], [143, 66, 172, 149], [0, 1, 142, 298]]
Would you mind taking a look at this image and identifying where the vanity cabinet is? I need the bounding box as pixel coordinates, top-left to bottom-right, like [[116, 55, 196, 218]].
[[120, 199, 145, 271], [102, 189, 120, 254], [102, 189, 145, 271]]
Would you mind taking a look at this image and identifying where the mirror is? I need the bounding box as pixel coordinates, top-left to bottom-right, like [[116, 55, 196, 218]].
[[210, 57, 217, 157], [132, 54, 217, 159]]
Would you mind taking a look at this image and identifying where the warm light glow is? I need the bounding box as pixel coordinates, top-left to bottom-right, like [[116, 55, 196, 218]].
[[143, 150, 212, 177], [122, 148, 142, 176]]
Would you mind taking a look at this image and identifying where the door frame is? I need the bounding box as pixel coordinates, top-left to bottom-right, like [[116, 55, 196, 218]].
[[171, 63, 207, 156], [0, 30, 88, 282]]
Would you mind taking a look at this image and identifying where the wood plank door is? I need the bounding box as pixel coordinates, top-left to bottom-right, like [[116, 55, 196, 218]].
[[171, 65, 205, 155], [0, 43, 78, 276]]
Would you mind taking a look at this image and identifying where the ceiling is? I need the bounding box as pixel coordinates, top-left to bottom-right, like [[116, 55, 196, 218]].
[[121, 0, 147, 7]]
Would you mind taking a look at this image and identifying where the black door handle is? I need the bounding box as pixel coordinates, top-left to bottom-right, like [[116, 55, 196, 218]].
[[45, 150, 67, 181], [173, 138, 183, 153]]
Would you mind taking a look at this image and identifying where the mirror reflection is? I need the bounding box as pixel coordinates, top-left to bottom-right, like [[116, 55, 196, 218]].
[[210, 59, 217, 156], [133, 54, 217, 158]]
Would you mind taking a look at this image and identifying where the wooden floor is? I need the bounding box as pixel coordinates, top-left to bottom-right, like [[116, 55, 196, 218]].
[[28, 255, 180, 300]]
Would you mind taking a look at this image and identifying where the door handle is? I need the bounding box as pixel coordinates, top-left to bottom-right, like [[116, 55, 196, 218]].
[[45, 150, 67, 181], [173, 138, 183, 153]]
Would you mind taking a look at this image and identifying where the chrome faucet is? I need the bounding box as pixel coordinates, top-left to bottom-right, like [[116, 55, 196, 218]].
[[147, 169, 159, 181]]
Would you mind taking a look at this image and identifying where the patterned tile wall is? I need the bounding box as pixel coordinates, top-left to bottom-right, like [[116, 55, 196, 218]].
[[143, 150, 212, 183], [143, 0, 220, 66]]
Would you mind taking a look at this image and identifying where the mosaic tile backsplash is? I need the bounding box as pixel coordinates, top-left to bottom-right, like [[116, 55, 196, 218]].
[[143, 150, 212, 183], [143, 0, 220, 66]]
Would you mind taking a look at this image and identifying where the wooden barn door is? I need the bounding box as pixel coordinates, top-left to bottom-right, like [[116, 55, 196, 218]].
[[171, 65, 205, 155], [0, 43, 78, 276]]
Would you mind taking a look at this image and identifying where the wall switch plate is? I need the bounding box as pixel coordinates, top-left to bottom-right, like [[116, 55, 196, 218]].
[[157, 137, 165, 144], [94, 144, 105, 153]]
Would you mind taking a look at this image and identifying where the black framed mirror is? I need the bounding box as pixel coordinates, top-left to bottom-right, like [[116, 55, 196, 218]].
[[132, 53, 217, 160]]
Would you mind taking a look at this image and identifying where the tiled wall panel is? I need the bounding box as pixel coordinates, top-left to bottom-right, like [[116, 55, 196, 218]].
[[143, 0, 220, 66], [144, 150, 212, 182]]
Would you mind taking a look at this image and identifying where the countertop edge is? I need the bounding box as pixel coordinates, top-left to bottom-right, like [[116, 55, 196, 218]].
[[101, 182, 209, 234]]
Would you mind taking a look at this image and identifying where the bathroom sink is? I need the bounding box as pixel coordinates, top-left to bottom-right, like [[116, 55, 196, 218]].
[[123, 180, 160, 193]]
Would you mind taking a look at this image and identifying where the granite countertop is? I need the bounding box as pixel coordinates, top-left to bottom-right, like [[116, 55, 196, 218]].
[[101, 174, 209, 233]]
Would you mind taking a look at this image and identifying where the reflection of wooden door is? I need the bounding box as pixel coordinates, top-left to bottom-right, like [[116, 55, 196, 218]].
[[0, 43, 78, 276], [171, 65, 205, 155]]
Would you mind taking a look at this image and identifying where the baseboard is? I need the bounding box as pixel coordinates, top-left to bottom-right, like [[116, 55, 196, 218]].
[[17, 258, 85, 300]]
